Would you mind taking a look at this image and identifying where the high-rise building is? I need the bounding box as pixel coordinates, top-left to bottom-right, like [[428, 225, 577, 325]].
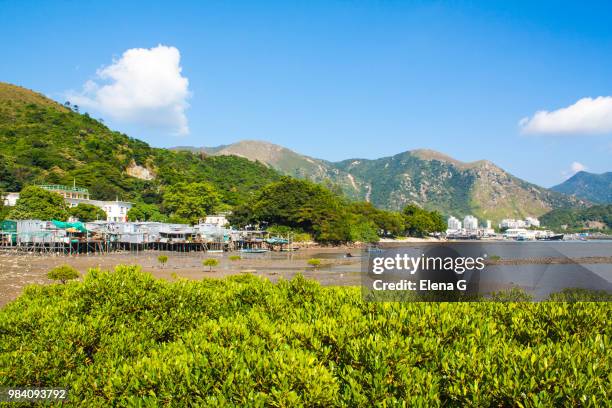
[[463, 215, 478, 231], [447, 216, 462, 231]]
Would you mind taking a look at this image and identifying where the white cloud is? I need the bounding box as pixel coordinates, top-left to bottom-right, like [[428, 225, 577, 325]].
[[519, 96, 612, 135], [67, 45, 191, 135], [561, 161, 587, 179], [570, 161, 587, 173]]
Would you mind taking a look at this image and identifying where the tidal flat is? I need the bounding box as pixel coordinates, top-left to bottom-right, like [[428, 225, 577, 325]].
[[1, 241, 611, 306]]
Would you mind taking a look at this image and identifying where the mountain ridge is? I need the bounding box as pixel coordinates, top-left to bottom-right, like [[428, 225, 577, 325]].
[[551, 171, 612, 204], [174, 140, 589, 221]]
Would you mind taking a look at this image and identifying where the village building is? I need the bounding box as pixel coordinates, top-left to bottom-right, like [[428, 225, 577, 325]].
[[2, 185, 132, 223], [204, 213, 229, 228]]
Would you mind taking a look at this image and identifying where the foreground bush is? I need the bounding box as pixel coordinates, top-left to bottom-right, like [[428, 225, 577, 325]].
[[0, 266, 610, 406]]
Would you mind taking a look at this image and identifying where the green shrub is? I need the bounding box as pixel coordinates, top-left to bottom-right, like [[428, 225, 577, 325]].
[[203, 258, 220, 271], [487, 287, 532, 302], [307, 258, 322, 268], [229, 255, 241, 261], [0, 266, 610, 406], [157, 255, 169, 268], [547, 288, 612, 302], [46, 265, 79, 284]]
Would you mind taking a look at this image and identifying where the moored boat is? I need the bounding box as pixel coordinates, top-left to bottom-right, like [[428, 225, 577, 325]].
[[536, 234, 564, 241]]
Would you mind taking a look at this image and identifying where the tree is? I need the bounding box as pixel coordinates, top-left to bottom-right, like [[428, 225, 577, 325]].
[[349, 219, 380, 243], [230, 177, 352, 242], [128, 202, 167, 222], [0, 155, 20, 192], [349, 202, 404, 237], [9, 186, 69, 221], [0, 190, 5, 221], [162, 182, 221, 225], [402, 204, 446, 237], [202, 258, 219, 271], [47, 265, 79, 284], [69, 203, 106, 222], [429, 210, 446, 233]]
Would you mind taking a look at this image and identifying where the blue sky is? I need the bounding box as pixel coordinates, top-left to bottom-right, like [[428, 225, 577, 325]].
[[1, 1, 611, 187]]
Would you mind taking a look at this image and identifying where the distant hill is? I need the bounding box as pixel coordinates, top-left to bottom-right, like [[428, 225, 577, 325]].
[[551, 171, 612, 204], [540, 204, 612, 232], [0, 82, 280, 207], [175, 140, 588, 221]]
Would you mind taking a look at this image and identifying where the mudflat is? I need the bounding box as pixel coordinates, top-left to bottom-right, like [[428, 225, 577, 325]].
[[0, 248, 363, 306]]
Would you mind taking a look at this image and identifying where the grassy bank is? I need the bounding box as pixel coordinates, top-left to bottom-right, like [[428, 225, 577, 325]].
[[1, 266, 610, 406]]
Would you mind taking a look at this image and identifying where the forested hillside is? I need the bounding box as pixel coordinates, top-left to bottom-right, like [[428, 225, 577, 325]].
[[0, 83, 280, 208], [540, 204, 612, 232]]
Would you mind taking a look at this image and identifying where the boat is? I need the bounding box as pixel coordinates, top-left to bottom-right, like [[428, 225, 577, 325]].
[[536, 234, 564, 241], [239, 248, 268, 253]]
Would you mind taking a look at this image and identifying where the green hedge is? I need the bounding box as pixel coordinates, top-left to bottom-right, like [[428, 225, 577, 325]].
[[1, 266, 610, 406]]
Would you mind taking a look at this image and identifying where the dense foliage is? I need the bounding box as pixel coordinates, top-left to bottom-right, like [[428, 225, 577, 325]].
[[402, 204, 446, 237], [541, 204, 612, 232], [8, 185, 69, 221], [229, 177, 445, 242], [0, 266, 610, 406], [162, 182, 222, 224], [127, 202, 168, 222], [68, 203, 107, 222], [229, 177, 353, 242]]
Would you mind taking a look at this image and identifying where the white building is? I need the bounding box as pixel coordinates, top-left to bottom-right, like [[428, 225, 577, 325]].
[[483, 220, 494, 235], [525, 217, 540, 228], [1, 192, 20, 207], [65, 198, 132, 222], [500, 217, 539, 229], [499, 219, 525, 229], [463, 215, 479, 231], [204, 214, 229, 228], [447, 216, 462, 231]]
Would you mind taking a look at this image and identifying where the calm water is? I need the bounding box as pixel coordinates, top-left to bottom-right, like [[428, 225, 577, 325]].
[[363, 241, 612, 300]]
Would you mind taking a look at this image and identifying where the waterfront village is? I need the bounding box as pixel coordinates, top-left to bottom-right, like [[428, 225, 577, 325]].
[[1, 184, 562, 254]]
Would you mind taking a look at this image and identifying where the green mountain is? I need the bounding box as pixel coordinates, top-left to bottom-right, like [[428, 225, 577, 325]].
[[173, 140, 367, 200], [179, 141, 588, 221], [551, 171, 612, 204], [540, 204, 612, 232], [0, 83, 280, 207]]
